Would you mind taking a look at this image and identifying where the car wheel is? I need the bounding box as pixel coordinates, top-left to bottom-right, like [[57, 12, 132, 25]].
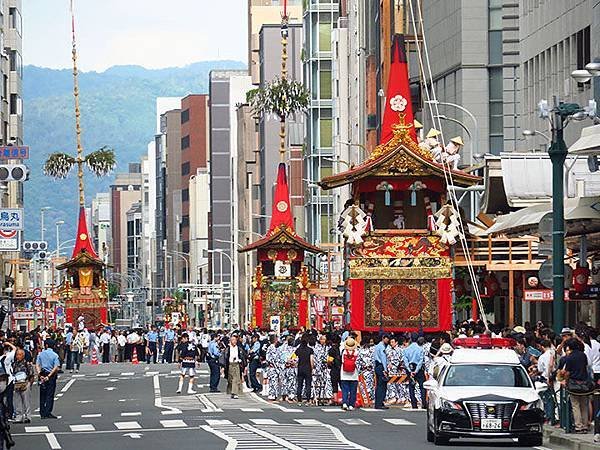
[[517, 435, 542, 447]]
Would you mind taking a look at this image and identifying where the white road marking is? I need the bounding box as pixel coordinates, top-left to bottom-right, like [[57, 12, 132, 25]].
[[248, 392, 302, 412], [121, 372, 134, 376], [69, 424, 95, 432], [240, 424, 303, 450], [153, 374, 182, 414], [198, 394, 223, 413], [121, 412, 142, 416], [205, 419, 233, 426], [45, 433, 61, 449], [383, 418, 416, 426], [96, 373, 110, 377], [170, 370, 180, 374], [56, 394, 63, 397], [114, 421, 142, 430], [60, 379, 76, 393], [123, 432, 143, 439], [160, 420, 187, 428], [161, 410, 182, 415], [249, 418, 279, 425], [77, 400, 93, 404], [25, 426, 50, 433], [339, 418, 371, 425], [72, 374, 85, 378], [200, 425, 237, 450], [81, 414, 101, 418], [104, 387, 116, 391], [294, 419, 323, 425], [146, 371, 159, 376], [240, 408, 263, 412], [108, 378, 119, 382]]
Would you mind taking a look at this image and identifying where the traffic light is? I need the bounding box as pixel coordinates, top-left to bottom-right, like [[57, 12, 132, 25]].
[[0, 164, 28, 182], [23, 241, 48, 252]]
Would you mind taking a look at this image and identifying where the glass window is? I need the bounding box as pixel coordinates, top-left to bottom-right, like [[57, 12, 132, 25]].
[[489, 67, 503, 100], [9, 8, 21, 36], [318, 22, 331, 52], [319, 118, 332, 148], [181, 135, 190, 150], [489, 31, 502, 65], [181, 162, 190, 175], [319, 69, 332, 99], [320, 213, 331, 243], [181, 109, 190, 123], [182, 188, 189, 203], [444, 364, 531, 388]]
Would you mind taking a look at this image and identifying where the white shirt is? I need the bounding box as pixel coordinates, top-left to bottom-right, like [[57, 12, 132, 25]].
[[200, 333, 210, 348], [340, 349, 359, 381], [537, 349, 555, 380], [117, 335, 126, 347], [229, 345, 240, 363], [100, 332, 111, 345], [1, 350, 15, 383], [127, 332, 140, 344], [585, 339, 600, 373]]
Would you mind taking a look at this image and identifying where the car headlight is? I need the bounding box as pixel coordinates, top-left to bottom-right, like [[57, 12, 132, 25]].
[[519, 399, 542, 411], [440, 398, 463, 411]]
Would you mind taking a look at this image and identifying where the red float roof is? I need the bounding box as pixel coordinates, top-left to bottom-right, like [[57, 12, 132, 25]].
[[240, 163, 321, 254], [72, 206, 98, 259]]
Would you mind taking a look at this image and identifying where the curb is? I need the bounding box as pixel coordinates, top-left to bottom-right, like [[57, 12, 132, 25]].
[[544, 427, 599, 450]]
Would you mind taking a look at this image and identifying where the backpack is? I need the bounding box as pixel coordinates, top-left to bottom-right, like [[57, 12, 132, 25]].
[[342, 351, 357, 373]]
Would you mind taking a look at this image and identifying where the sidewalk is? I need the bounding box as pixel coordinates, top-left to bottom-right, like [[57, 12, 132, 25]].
[[544, 425, 599, 450]]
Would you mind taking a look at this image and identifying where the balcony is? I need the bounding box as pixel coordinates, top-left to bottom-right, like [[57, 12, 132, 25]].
[[454, 236, 543, 271]]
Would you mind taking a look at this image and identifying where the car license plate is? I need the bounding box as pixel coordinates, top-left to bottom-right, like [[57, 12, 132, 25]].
[[480, 419, 502, 430]]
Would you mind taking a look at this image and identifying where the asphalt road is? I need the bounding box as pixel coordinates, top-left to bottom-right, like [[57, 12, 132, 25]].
[[10, 362, 566, 450]]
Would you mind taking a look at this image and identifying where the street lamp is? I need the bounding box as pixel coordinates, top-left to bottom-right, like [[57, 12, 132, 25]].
[[522, 129, 551, 142], [537, 85, 598, 333], [40, 206, 51, 242], [55, 220, 65, 256]]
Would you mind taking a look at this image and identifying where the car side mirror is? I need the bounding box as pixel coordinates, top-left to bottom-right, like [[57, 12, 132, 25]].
[[423, 379, 438, 390], [534, 381, 548, 393]]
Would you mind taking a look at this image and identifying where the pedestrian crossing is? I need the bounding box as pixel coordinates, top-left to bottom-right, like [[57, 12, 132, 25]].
[[21, 416, 416, 434]]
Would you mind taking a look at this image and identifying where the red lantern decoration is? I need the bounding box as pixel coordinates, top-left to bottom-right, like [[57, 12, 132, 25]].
[[573, 266, 590, 293], [484, 273, 500, 297]]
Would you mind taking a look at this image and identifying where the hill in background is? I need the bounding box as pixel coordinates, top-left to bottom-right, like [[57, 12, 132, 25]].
[[23, 60, 245, 248]]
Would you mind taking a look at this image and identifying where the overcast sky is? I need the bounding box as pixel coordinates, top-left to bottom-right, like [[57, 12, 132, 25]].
[[23, 0, 248, 72]]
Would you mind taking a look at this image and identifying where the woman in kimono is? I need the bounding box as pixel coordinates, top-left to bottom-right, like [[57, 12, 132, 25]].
[[357, 337, 375, 406], [265, 335, 282, 400], [312, 334, 332, 405], [281, 336, 298, 402]]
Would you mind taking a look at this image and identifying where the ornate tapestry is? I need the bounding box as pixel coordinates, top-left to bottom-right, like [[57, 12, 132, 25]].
[[262, 285, 299, 328], [364, 279, 439, 329], [352, 235, 449, 259], [68, 307, 103, 328]]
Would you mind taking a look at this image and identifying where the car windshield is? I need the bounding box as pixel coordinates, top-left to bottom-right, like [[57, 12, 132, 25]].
[[443, 364, 531, 388]]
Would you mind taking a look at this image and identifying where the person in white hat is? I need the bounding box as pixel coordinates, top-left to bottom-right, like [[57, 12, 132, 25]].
[[340, 338, 359, 411], [429, 343, 453, 379], [443, 136, 463, 170], [414, 119, 424, 143], [419, 128, 443, 161]]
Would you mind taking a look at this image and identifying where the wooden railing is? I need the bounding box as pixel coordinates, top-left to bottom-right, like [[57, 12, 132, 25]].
[[454, 236, 544, 270]]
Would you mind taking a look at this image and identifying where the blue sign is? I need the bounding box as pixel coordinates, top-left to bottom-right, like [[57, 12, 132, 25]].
[[0, 146, 28, 160], [0, 209, 22, 230]]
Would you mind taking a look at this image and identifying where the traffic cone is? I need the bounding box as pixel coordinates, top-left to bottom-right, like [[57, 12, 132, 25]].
[[90, 347, 99, 365], [132, 347, 139, 365]]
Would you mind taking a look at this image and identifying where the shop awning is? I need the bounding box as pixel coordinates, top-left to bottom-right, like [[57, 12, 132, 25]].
[[486, 196, 600, 236]]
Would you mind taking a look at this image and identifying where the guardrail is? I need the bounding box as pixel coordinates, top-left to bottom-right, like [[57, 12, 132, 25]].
[[454, 236, 545, 269]]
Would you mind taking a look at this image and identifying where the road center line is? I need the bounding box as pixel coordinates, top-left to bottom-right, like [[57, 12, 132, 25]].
[[60, 379, 76, 393], [45, 433, 61, 449]]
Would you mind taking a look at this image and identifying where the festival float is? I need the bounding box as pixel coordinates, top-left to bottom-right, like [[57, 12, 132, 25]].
[[240, 163, 321, 329], [318, 35, 481, 333]]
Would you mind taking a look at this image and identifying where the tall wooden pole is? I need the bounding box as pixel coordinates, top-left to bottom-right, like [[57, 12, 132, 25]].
[[279, 7, 289, 161], [70, 1, 85, 206]]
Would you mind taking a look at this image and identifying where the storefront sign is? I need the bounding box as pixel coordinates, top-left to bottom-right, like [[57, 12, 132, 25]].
[[524, 290, 570, 301], [12, 311, 55, 320]]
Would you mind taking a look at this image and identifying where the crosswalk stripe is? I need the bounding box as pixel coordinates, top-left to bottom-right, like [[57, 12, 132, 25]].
[[96, 373, 110, 377], [45, 433, 61, 450], [339, 418, 370, 426], [114, 421, 142, 430], [250, 419, 279, 425], [240, 408, 263, 412], [383, 418, 416, 426], [121, 412, 142, 416], [321, 407, 345, 412], [294, 419, 323, 425], [25, 426, 50, 433], [160, 420, 187, 428], [121, 372, 134, 376], [69, 424, 95, 431], [205, 419, 233, 426], [81, 414, 101, 418], [170, 370, 180, 374], [146, 371, 159, 376]]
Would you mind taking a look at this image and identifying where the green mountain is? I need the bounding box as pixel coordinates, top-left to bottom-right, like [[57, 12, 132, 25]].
[[23, 61, 245, 247]]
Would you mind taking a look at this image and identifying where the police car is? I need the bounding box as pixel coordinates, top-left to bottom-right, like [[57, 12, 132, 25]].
[[424, 337, 546, 446]]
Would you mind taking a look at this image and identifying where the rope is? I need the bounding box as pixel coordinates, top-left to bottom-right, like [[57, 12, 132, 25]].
[[407, 0, 489, 330]]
